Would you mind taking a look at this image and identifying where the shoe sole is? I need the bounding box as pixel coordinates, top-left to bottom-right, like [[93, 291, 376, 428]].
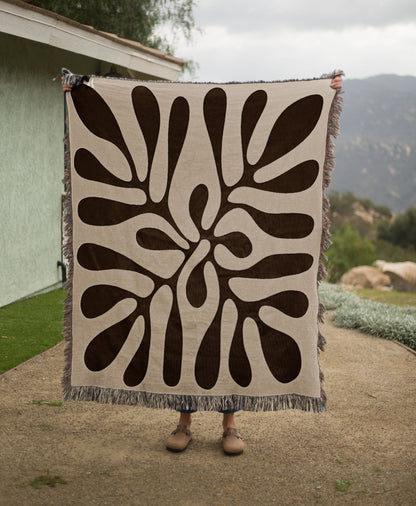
[[223, 448, 244, 456]]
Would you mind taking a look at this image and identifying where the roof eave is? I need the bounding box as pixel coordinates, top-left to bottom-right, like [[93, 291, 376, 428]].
[[0, 0, 185, 81]]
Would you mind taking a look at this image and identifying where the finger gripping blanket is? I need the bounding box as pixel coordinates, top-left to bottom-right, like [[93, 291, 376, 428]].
[[62, 75, 342, 412]]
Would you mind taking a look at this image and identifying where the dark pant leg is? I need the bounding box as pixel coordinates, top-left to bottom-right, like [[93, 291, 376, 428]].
[[177, 409, 238, 414]]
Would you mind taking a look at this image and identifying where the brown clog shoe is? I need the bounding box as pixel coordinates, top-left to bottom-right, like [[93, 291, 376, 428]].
[[222, 427, 244, 455], [166, 424, 192, 452]]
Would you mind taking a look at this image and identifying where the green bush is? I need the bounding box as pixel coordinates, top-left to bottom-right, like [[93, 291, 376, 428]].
[[328, 191, 392, 240], [318, 282, 352, 310], [328, 190, 356, 216], [326, 224, 378, 282], [377, 207, 416, 249], [319, 283, 416, 350], [373, 239, 416, 263]]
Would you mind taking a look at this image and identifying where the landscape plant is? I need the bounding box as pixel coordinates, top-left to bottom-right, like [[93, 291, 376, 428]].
[[29, 472, 67, 489], [319, 283, 416, 350], [373, 239, 416, 263], [325, 224, 378, 282], [31, 0, 198, 55], [377, 207, 416, 249]]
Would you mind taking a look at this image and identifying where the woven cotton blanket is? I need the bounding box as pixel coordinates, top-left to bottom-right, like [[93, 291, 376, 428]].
[[62, 75, 342, 412]]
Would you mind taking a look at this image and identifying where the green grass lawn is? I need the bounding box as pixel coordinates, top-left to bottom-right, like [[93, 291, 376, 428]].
[[0, 289, 66, 374], [353, 288, 416, 307]]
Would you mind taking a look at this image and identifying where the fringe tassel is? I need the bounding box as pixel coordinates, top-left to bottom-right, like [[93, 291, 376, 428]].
[[315, 86, 344, 405], [64, 386, 327, 413], [61, 96, 74, 399]]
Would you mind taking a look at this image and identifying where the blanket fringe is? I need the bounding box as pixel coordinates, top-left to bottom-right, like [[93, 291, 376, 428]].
[[61, 96, 74, 399], [316, 86, 344, 403], [64, 386, 326, 412]]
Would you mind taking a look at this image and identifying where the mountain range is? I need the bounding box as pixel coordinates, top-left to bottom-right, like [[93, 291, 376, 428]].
[[331, 74, 416, 214]]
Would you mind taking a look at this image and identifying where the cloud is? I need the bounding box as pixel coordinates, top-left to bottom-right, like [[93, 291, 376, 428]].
[[177, 21, 416, 82], [195, 0, 416, 32], [171, 0, 416, 82]]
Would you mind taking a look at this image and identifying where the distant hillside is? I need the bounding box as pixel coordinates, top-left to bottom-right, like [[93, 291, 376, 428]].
[[332, 74, 416, 214]]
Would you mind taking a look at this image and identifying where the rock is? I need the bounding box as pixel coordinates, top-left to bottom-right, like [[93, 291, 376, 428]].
[[374, 260, 386, 269], [381, 261, 416, 293], [341, 266, 391, 290]]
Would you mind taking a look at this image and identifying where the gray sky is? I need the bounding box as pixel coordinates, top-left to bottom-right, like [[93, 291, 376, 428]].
[[172, 0, 415, 81]]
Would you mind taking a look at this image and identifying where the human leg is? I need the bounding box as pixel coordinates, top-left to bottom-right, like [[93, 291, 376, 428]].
[[178, 410, 193, 430], [165, 409, 194, 452], [166, 408, 244, 454], [221, 411, 236, 430], [221, 411, 244, 455]]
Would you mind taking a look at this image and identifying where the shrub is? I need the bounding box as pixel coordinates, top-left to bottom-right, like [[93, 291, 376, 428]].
[[373, 239, 416, 263], [377, 207, 416, 249], [326, 224, 378, 282], [319, 283, 416, 350]]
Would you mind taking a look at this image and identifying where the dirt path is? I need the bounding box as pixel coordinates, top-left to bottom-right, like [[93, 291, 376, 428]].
[[1, 316, 415, 505]]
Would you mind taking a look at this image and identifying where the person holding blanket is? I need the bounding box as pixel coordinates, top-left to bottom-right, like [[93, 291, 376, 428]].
[[62, 70, 343, 455]]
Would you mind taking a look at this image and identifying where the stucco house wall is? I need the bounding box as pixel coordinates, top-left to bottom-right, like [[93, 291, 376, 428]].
[[0, 0, 183, 308], [0, 33, 101, 307]]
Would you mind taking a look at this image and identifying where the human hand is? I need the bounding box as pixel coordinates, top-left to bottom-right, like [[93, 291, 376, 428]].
[[330, 70, 343, 89], [61, 76, 73, 92]]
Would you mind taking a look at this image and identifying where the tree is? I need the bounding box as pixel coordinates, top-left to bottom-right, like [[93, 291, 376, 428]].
[[326, 224, 378, 282], [29, 0, 197, 55], [328, 190, 393, 241], [373, 239, 416, 263], [377, 207, 416, 249], [328, 190, 355, 218]]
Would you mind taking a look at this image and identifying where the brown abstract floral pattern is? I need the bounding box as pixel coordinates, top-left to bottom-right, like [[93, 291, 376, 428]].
[[69, 80, 327, 393]]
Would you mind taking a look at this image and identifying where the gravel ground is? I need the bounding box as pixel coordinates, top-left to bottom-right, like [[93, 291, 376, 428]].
[[1, 315, 415, 505]]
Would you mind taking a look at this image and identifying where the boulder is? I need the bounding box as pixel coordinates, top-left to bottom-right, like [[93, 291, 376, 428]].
[[381, 261, 416, 293], [341, 266, 391, 290], [374, 260, 386, 269]]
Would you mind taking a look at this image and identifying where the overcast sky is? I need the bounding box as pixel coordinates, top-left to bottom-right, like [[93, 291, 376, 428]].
[[172, 0, 415, 82]]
